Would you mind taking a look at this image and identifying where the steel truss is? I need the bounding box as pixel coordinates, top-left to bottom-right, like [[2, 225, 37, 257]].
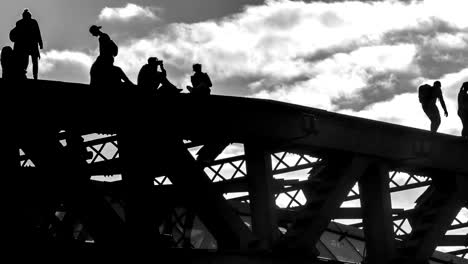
[[5, 79, 468, 264]]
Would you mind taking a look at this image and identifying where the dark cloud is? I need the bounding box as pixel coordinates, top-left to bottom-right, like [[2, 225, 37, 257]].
[[415, 47, 468, 79], [382, 18, 459, 44], [382, 18, 468, 78], [319, 11, 344, 27], [332, 71, 417, 111], [299, 43, 362, 63], [332, 17, 468, 111], [211, 75, 264, 96], [263, 8, 303, 30], [248, 74, 312, 93]]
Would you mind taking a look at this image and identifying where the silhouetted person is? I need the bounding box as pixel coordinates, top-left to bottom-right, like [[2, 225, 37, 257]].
[[1, 46, 15, 79], [1, 46, 25, 80], [157, 77, 182, 95], [90, 55, 133, 89], [89, 25, 118, 59], [10, 9, 43, 80], [187, 63, 212, 95], [458, 82, 468, 137], [418, 81, 448, 132], [89, 25, 118, 87], [110, 59, 135, 89], [137, 57, 166, 94]]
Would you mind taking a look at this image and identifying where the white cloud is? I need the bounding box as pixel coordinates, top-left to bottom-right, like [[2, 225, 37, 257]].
[[41, 50, 93, 71], [36, 0, 468, 136], [99, 3, 161, 22], [37, 50, 93, 82], [39, 50, 93, 73], [112, 0, 461, 87]]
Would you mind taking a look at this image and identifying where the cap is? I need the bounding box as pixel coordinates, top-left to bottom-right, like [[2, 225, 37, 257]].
[[89, 25, 102, 34]]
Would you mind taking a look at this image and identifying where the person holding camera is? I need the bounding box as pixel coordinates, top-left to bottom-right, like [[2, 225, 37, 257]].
[[138, 57, 167, 93], [137, 57, 181, 95], [458, 82, 468, 137]]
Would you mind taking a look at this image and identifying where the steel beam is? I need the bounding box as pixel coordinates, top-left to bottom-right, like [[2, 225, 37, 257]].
[[358, 163, 396, 264], [141, 129, 256, 249], [280, 155, 370, 253], [8, 79, 468, 175], [20, 130, 126, 247], [118, 130, 164, 245], [244, 144, 279, 249], [398, 175, 466, 263]]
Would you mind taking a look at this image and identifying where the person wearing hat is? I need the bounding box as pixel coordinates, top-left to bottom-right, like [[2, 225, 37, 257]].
[[89, 25, 118, 59], [89, 25, 119, 87], [11, 9, 43, 80]]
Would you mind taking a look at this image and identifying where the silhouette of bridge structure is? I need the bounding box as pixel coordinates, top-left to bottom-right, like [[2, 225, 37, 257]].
[[1, 79, 467, 263]]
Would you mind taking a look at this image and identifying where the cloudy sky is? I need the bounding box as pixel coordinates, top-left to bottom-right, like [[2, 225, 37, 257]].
[[3, 0, 467, 251], [2, 0, 468, 135]]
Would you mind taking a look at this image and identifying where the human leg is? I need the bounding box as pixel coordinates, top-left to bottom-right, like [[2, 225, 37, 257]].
[[32, 55, 39, 80], [16, 50, 29, 74], [423, 104, 441, 132], [460, 112, 468, 137]]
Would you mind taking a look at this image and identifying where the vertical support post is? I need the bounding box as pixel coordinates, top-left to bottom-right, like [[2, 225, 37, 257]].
[[244, 144, 279, 249], [118, 129, 160, 246], [359, 163, 395, 264]]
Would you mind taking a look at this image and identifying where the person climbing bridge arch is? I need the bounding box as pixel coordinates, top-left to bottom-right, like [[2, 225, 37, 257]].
[[418, 80, 448, 133]]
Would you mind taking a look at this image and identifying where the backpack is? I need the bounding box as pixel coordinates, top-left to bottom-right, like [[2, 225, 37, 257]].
[[108, 39, 118, 57], [101, 34, 118, 57], [418, 84, 432, 104], [9, 27, 17, 42]]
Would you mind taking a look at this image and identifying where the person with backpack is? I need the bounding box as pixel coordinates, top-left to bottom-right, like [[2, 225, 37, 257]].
[[89, 25, 118, 59], [10, 9, 43, 80], [186, 63, 212, 95], [418, 80, 448, 132], [457, 82, 468, 137], [89, 25, 119, 87]]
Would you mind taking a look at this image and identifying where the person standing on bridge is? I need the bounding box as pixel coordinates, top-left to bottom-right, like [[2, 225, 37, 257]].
[[89, 25, 119, 87], [418, 81, 448, 133], [458, 82, 468, 137], [10, 9, 43, 80]]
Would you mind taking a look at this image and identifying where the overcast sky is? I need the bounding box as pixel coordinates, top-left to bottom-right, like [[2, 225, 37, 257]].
[[2, 0, 468, 136]]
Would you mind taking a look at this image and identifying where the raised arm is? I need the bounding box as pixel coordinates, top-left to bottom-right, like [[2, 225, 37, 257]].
[[34, 20, 43, 49], [159, 63, 167, 77], [439, 89, 448, 117]]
